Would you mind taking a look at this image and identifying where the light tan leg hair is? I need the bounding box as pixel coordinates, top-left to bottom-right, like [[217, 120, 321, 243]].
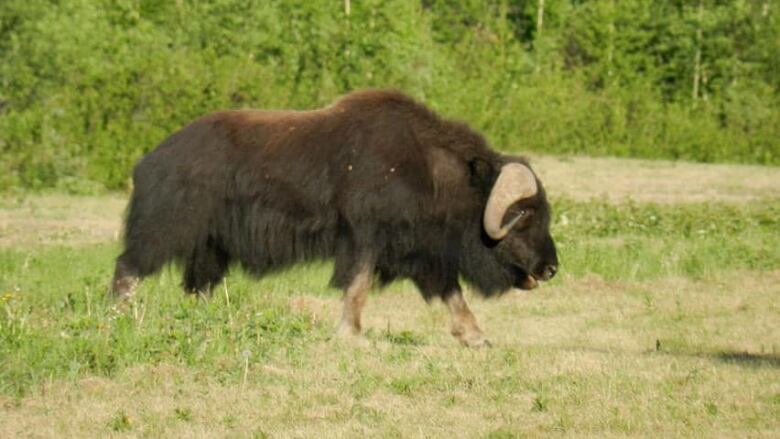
[[110, 273, 139, 301], [444, 290, 490, 347], [336, 265, 373, 336]]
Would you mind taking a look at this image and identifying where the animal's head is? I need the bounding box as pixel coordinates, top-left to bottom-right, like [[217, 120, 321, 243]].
[[478, 160, 558, 291]]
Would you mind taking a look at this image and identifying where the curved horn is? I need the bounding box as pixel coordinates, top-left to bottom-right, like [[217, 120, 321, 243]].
[[483, 163, 538, 240]]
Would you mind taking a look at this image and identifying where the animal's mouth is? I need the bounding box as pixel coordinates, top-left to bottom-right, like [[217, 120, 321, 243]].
[[520, 274, 539, 290], [525, 274, 540, 289], [513, 267, 540, 290]]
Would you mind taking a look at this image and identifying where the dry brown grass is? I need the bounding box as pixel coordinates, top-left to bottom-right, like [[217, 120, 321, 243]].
[[0, 195, 125, 247], [1, 272, 778, 438], [530, 155, 780, 204]]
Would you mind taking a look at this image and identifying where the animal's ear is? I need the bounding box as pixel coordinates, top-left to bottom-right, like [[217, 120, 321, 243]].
[[468, 158, 495, 190]]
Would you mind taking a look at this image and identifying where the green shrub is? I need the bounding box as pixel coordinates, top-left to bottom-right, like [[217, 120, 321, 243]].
[[1, 1, 777, 191]]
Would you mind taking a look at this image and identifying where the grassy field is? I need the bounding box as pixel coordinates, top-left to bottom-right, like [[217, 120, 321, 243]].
[[1, 156, 779, 437]]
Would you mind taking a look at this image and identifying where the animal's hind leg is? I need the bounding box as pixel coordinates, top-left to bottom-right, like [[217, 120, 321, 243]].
[[183, 239, 230, 296], [336, 261, 374, 337]]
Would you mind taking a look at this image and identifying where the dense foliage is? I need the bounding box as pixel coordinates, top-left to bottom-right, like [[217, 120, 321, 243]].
[[1, 0, 778, 190]]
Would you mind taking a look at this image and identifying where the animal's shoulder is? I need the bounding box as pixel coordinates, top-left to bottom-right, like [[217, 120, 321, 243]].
[[335, 89, 419, 108], [331, 89, 437, 121]]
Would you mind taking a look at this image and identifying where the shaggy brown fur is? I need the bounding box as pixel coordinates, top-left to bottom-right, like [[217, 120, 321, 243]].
[[110, 90, 558, 343]]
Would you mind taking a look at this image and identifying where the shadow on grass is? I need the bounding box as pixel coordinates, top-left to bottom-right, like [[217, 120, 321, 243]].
[[548, 345, 780, 368], [711, 351, 780, 368]]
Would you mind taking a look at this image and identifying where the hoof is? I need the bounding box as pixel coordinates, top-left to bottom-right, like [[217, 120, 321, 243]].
[[335, 319, 361, 337], [334, 322, 370, 347], [108, 276, 139, 301], [452, 327, 492, 348], [460, 336, 492, 348]]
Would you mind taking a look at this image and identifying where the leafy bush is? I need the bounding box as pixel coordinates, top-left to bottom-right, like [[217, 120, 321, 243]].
[[0, 0, 777, 191]]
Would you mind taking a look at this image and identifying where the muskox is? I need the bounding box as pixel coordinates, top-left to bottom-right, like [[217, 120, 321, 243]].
[[110, 90, 558, 346]]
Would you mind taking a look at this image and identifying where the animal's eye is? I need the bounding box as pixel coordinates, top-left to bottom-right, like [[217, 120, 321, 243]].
[[512, 208, 534, 225], [505, 208, 530, 230]]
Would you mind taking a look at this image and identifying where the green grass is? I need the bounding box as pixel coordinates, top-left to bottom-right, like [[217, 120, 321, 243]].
[[554, 197, 780, 280], [1, 197, 779, 436], [1, 199, 777, 395]]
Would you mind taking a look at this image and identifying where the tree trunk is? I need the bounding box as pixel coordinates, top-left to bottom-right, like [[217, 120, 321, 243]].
[[607, 0, 615, 79], [692, 0, 703, 101], [536, 0, 545, 38]]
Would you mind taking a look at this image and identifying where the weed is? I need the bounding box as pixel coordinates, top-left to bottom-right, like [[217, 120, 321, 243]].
[[389, 377, 422, 396], [108, 410, 132, 432], [532, 395, 549, 413], [383, 330, 426, 346], [174, 407, 192, 422], [486, 428, 522, 439]]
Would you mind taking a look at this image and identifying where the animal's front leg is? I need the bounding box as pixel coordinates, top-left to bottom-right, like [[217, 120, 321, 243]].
[[108, 256, 140, 301], [444, 289, 490, 348], [336, 264, 373, 337]]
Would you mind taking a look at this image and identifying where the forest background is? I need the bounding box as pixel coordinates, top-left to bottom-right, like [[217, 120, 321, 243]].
[[0, 0, 778, 192]]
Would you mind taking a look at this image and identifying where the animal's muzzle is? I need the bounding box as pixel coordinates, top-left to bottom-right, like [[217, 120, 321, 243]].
[[514, 261, 558, 290]]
